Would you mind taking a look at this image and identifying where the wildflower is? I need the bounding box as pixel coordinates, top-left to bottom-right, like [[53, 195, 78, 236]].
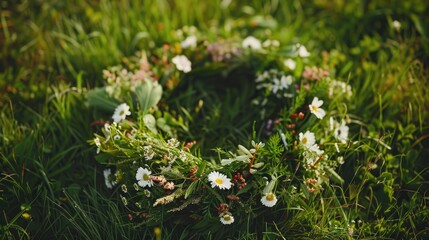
[[103, 168, 116, 189], [172, 55, 192, 73], [284, 58, 296, 70], [143, 146, 155, 160], [208, 171, 232, 190], [179, 150, 187, 162], [272, 75, 293, 94], [136, 167, 154, 188], [181, 35, 197, 49], [133, 183, 139, 191], [113, 134, 121, 140], [302, 66, 329, 81], [261, 192, 278, 207], [220, 214, 235, 225], [392, 20, 401, 31], [167, 138, 180, 148], [299, 131, 316, 149], [295, 44, 310, 57], [334, 120, 349, 143], [94, 137, 101, 154], [242, 36, 262, 50], [309, 97, 326, 119], [112, 103, 131, 123], [164, 182, 175, 190]]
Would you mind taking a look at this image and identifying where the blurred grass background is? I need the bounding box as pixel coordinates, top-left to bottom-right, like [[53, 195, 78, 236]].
[[1, 0, 428, 239]]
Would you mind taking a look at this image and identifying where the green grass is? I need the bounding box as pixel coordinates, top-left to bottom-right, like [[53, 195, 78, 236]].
[[1, 0, 429, 239]]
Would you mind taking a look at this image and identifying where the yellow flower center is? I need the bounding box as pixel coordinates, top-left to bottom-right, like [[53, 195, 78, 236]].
[[302, 137, 307, 144], [143, 174, 149, 181], [120, 110, 125, 115], [215, 178, 223, 185], [266, 193, 275, 201], [312, 105, 319, 112], [224, 215, 231, 221]]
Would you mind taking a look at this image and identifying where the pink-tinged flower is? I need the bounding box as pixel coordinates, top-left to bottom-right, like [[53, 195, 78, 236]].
[[309, 97, 326, 119], [164, 182, 175, 190]]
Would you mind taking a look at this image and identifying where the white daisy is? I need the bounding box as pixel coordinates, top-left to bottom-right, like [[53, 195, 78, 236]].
[[172, 55, 192, 73], [208, 171, 232, 190], [284, 58, 296, 70], [261, 192, 278, 207], [220, 214, 235, 225], [309, 97, 326, 119], [181, 35, 197, 49], [299, 131, 316, 149], [112, 103, 131, 123], [136, 167, 154, 188], [103, 168, 116, 189], [242, 36, 262, 50]]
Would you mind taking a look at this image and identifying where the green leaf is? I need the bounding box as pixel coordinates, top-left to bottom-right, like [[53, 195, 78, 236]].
[[143, 114, 158, 134], [86, 88, 119, 112], [326, 167, 344, 184], [134, 80, 162, 113], [185, 180, 199, 199]]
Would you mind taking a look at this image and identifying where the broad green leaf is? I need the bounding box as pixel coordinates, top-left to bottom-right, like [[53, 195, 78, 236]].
[[134, 80, 162, 113], [86, 87, 119, 112], [143, 114, 158, 134]]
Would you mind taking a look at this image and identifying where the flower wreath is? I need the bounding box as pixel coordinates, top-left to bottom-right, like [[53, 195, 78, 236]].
[[89, 29, 354, 230]]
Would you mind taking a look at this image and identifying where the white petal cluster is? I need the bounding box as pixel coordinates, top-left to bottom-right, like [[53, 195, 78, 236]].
[[220, 214, 235, 225], [261, 192, 278, 207], [309, 97, 326, 119], [112, 103, 131, 123], [242, 36, 262, 50], [136, 167, 154, 188], [172, 55, 192, 73], [208, 171, 232, 190]]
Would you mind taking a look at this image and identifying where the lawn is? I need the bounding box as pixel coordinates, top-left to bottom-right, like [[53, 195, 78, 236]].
[[1, 0, 429, 239]]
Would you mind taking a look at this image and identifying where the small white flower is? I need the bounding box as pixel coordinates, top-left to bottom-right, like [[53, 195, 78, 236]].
[[172, 55, 192, 73], [392, 20, 401, 31], [309, 97, 326, 119], [113, 134, 121, 140], [103, 168, 116, 189], [284, 58, 296, 70], [295, 44, 310, 57], [94, 137, 101, 147], [208, 171, 232, 190], [299, 131, 316, 149], [220, 214, 235, 225], [334, 120, 349, 143], [261, 192, 278, 207], [112, 103, 131, 123], [136, 167, 154, 188], [181, 35, 197, 49], [167, 138, 180, 148], [242, 36, 262, 50]]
